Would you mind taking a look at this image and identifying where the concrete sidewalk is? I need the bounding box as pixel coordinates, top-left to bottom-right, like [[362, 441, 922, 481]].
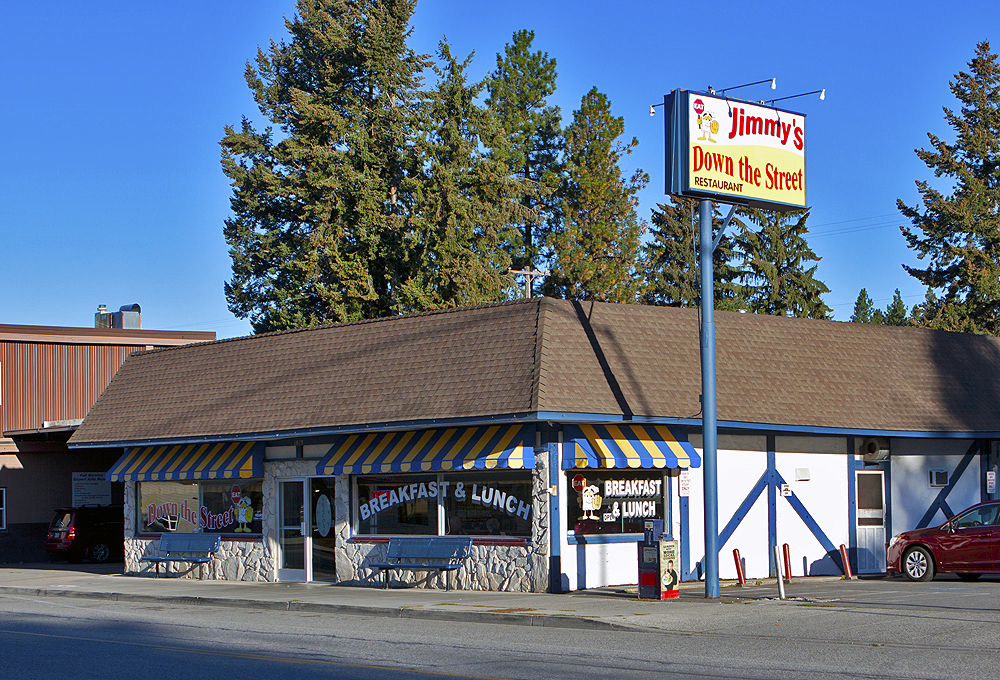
[[0, 563, 915, 632]]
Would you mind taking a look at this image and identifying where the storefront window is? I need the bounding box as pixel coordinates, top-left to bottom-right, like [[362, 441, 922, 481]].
[[201, 482, 263, 534], [442, 472, 531, 537], [353, 471, 533, 537], [137, 480, 262, 534], [567, 471, 667, 535], [355, 474, 438, 535]]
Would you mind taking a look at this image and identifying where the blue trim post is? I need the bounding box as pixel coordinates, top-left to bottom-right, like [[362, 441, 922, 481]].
[[548, 442, 562, 593], [767, 442, 778, 578], [699, 199, 720, 598]]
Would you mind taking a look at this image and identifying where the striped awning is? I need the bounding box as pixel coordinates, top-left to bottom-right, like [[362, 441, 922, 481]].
[[106, 441, 263, 482], [316, 424, 535, 475], [563, 424, 701, 470]]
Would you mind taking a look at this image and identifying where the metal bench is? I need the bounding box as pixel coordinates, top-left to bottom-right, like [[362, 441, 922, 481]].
[[139, 533, 221, 578], [371, 536, 473, 590]]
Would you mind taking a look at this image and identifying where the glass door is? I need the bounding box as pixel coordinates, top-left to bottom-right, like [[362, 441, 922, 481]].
[[278, 479, 308, 582], [311, 478, 338, 582]]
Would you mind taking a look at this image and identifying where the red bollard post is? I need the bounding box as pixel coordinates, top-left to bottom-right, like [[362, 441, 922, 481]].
[[733, 548, 747, 586], [782, 543, 793, 583], [839, 544, 854, 579]]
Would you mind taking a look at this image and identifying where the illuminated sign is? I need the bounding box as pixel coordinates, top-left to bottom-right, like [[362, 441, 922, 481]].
[[663, 89, 807, 211]]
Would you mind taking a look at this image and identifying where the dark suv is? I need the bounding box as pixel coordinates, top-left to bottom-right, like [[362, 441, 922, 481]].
[[44, 506, 124, 563]]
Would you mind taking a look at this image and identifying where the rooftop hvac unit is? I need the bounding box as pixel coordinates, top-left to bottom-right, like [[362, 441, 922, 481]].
[[861, 437, 889, 462]]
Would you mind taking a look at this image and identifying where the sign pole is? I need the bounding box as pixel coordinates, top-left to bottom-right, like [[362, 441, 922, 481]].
[[699, 198, 720, 598]]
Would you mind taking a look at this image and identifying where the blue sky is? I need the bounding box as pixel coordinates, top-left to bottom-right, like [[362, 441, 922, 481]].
[[1, 1, 993, 337]]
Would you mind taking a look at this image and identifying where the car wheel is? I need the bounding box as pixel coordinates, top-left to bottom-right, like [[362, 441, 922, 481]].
[[903, 546, 934, 581], [89, 542, 111, 564], [957, 573, 982, 581]]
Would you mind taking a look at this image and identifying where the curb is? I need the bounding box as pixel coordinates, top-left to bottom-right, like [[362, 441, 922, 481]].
[[0, 586, 640, 632]]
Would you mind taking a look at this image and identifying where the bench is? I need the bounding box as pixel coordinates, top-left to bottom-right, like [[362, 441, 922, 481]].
[[371, 537, 473, 590], [139, 533, 221, 579]]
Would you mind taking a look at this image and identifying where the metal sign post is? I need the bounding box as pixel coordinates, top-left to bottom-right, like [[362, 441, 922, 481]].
[[699, 199, 720, 599]]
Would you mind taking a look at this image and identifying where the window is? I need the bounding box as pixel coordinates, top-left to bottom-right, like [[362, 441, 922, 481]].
[[137, 480, 263, 534], [355, 474, 438, 536], [0, 488, 5, 530], [567, 470, 667, 535], [951, 504, 1000, 529], [929, 470, 949, 488], [354, 471, 533, 537], [442, 472, 531, 537]]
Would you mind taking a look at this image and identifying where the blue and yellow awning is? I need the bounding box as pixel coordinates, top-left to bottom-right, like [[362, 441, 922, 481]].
[[563, 424, 700, 470], [106, 441, 263, 482], [316, 424, 534, 475]]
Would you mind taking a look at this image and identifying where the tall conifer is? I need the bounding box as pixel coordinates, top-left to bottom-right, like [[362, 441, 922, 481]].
[[733, 208, 831, 318], [899, 41, 1000, 335], [543, 88, 647, 302], [485, 30, 563, 281], [221, 0, 425, 332], [401, 40, 527, 309], [643, 197, 743, 308]]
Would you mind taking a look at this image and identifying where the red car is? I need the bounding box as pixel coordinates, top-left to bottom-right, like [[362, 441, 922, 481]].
[[887, 501, 1000, 581], [44, 506, 124, 564]]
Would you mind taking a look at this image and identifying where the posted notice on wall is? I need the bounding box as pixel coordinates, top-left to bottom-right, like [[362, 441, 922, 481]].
[[73, 472, 112, 507]]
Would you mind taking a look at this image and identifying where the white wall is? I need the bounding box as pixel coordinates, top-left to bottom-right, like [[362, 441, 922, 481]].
[[684, 439, 849, 580], [890, 439, 981, 532]]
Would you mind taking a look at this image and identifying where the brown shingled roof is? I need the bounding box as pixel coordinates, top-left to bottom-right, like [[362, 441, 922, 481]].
[[69, 298, 1000, 446]]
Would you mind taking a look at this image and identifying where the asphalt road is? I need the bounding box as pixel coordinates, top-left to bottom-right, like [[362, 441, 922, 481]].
[[3, 584, 1000, 680]]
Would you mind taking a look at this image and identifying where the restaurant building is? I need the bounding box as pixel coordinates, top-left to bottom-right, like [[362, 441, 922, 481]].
[[68, 298, 1000, 589]]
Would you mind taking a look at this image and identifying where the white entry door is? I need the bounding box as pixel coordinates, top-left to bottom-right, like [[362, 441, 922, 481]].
[[855, 471, 886, 573]]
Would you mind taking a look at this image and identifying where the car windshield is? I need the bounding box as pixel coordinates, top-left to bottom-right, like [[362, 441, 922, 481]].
[[49, 512, 73, 531], [951, 505, 1000, 529]]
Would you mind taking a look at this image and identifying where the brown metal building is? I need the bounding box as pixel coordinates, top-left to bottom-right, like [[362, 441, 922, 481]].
[[0, 315, 215, 562]]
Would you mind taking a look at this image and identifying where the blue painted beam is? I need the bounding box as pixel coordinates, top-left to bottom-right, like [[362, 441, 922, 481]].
[[916, 440, 980, 528]]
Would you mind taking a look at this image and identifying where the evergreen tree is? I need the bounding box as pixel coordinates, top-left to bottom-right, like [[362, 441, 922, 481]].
[[885, 289, 910, 326], [851, 288, 875, 323], [485, 30, 563, 280], [400, 40, 526, 309], [543, 88, 648, 302], [643, 197, 744, 308], [733, 208, 831, 318], [899, 41, 1000, 335], [221, 0, 425, 332]]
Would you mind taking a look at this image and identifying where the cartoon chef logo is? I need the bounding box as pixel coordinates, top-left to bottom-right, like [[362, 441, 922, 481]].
[[580, 484, 603, 521], [693, 98, 705, 115], [234, 495, 253, 532], [697, 110, 719, 142]]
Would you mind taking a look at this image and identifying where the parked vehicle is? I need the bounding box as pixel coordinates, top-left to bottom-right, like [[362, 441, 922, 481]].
[[44, 506, 124, 563], [887, 501, 1000, 581]]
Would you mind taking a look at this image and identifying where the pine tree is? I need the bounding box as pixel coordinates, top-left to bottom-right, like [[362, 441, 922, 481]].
[[543, 88, 648, 302], [399, 40, 527, 309], [643, 197, 743, 308], [899, 41, 1000, 335], [221, 0, 425, 332], [733, 208, 831, 318], [885, 289, 909, 326], [851, 289, 875, 323], [485, 30, 563, 280]]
